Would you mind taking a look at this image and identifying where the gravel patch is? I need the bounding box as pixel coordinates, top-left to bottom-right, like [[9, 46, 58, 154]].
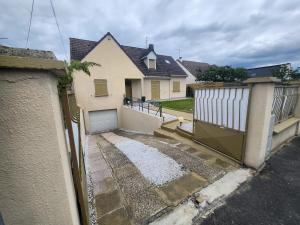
[[87, 172, 97, 225], [102, 132, 186, 186], [116, 131, 227, 183]]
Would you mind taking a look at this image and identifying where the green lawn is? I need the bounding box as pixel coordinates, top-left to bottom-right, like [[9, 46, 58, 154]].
[[161, 98, 193, 113]]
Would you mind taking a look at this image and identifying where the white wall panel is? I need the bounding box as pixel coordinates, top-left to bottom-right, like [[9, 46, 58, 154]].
[[194, 87, 250, 132]]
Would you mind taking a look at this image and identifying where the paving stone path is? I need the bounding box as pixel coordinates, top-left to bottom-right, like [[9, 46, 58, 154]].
[[87, 131, 237, 225], [96, 135, 167, 224], [86, 136, 132, 225]]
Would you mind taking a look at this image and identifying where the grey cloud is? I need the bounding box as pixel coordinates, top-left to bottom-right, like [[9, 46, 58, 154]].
[[0, 0, 300, 68]]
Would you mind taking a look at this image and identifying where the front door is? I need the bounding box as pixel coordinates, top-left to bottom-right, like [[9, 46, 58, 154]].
[[125, 79, 132, 98], [151, 80, 160, 99]]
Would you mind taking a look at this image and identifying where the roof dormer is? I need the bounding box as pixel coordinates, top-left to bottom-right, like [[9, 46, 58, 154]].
[[143, 44, 157, 70]]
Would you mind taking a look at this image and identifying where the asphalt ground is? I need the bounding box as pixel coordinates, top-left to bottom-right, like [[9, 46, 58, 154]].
[[198, 137, 300, 225]]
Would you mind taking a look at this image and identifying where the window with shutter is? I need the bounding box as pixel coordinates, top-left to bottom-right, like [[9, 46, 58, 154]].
[[149, 59, 156, 69], [94, 79, 108, 97], [173, 81, 180, 92]]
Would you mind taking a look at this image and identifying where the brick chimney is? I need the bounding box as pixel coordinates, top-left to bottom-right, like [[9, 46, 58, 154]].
[[148, 44, 154, 51]]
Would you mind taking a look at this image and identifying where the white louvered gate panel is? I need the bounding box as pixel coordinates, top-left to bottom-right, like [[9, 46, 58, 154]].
[[194, 87, 250, 132]]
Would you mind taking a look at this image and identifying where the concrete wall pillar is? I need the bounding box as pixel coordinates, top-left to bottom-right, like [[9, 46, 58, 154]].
[[0, 64, 80, 225], [244, 77, 280, 169]]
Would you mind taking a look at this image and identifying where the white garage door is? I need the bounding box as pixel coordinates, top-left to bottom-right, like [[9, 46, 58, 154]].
[[89, 110, 118, 133]]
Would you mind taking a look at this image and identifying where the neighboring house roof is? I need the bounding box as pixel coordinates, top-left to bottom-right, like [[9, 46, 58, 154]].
[[69, 33, 187, 78], [247, 63, 291, 77], [178, 60, 211, 77]]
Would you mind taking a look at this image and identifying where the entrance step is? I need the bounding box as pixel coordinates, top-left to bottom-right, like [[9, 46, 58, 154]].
[[161, 119, 191, 133], [161, 120, 179, 132], [154, 128, 205, 152], [176, 126, 193, 140]]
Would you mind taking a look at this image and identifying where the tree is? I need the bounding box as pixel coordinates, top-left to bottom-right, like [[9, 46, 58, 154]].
[[58, 60, 100, 90], [271, 64, 300, 81], [196, 65, 248, 82], [291, 67, 300, 80]]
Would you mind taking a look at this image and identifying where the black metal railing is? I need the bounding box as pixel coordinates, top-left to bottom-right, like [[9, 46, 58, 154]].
[[123, 97, 162, 117]]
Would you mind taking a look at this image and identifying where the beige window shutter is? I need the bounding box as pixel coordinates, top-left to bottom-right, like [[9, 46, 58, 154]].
[[149, 59, 156, 69], [151, 80, 160, 99], [94, 79, 108, 96], [173, 81, 180, 92]]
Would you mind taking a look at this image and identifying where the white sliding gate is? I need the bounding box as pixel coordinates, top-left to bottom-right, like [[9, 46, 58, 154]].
[[194, 87, 250, 162]]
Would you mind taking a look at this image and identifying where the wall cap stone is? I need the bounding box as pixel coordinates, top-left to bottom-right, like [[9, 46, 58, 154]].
[[0, 55, 66, 76], [0, 45, 56, 60], [243, 77, 281, 84]]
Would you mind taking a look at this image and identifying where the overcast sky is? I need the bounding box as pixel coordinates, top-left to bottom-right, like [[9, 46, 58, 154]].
[[1, 0, 300, 68]]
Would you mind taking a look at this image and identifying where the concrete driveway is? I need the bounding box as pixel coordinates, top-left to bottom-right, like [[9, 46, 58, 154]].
[[196, 137, 300, 225], [86, 130, 238, 225]]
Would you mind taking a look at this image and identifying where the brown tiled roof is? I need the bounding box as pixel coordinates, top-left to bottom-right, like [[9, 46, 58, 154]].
[[69, 38, 97, 61], [121, 45, 186, 77], [179, 60, 211, 77], [69, 34, 187, 78]]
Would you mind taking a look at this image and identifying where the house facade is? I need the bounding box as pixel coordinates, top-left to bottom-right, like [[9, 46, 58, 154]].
[[176, 59, 211, 96], [70, 32, 187, 133], [176, 59, 211, 83]]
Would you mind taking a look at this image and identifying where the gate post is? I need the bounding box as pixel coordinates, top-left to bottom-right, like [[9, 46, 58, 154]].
[[243, 77, 280, 169], [0, 53, 80, 225]]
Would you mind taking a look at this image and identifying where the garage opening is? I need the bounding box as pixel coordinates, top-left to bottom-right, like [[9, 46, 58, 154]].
[[89, 109, 118, 133]]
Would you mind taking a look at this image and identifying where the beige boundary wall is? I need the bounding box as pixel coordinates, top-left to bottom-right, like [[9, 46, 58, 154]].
[[120, 106, 163, 134], [272, 123, 299, 150], [243, 77, 300, 169], [271, 88, 300, 150], [0, 68, 80, 225]]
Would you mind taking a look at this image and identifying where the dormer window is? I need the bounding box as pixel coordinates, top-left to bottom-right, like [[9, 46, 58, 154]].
[[143, 44, 157, 70], [149, 59, 156, 69]]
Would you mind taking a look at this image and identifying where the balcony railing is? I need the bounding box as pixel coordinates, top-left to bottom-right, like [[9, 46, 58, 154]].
[[123, 97, 162, 117]]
